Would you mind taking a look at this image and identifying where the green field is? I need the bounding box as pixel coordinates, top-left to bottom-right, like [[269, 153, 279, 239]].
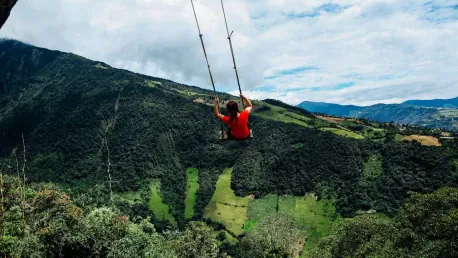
[[254, 103, 311, 127], [242, 219, 257, 232], [246, 194, 339, 257], [255, 110, 310, 127], [202, 167, 340, 253], [279, 195, 339, 256], [174, 88, 207, 97], [185, 168, 199, 219], [116, 179, 151, 205], [204, 168, 250, 235], [284, 112, 312, 121], [247, 194, 278, 221], [395, 133, 404, 141], [149, 181, 177, 226], [319, 127, 365, 139]]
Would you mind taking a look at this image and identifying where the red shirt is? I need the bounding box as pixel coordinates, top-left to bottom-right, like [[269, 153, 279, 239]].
[[222, 110, 250, 139]]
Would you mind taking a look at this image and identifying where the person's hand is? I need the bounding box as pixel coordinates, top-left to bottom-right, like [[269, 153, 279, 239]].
[[214, 97, 219, 104], [240, 94, 245, 99]]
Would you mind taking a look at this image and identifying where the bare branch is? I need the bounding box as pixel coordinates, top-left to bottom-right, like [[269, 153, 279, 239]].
[[103, 136, 113, 207], [20, 134, 26, 235]]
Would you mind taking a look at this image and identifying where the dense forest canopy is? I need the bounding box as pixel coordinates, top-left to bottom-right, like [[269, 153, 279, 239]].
[[1, 40, 458, 257]]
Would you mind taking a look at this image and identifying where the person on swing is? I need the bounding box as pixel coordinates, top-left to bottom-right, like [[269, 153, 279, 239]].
[[214, 94, 252, 140]]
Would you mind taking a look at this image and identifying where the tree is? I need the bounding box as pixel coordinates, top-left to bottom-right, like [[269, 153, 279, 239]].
[[310, 214, 396, 258], [168, 221, 219, 258], [108, 219, 175, 258], [394, 187, 458, 258], [311, 187, 458, 258], [240, 213, 300, 258]]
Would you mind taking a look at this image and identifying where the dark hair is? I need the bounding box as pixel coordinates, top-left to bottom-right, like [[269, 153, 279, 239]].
[[226, 101, 239, 123]]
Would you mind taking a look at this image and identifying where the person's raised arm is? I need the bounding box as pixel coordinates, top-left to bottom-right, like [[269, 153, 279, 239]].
[[214, 97, 225, 120], [240, 94, 252, 113]]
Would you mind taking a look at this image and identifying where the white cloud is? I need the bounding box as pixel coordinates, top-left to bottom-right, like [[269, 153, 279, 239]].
[[1, 0, 458, 106]]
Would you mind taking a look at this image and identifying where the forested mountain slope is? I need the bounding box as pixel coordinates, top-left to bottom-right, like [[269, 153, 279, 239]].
[[1, 40, 458, 257], [295, 101, 362, 117], [403, 96, 458, 108], [0, 0, 18, 29]]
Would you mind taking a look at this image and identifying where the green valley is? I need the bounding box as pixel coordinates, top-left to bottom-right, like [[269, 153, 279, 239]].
[[0, 40, 457, 257]]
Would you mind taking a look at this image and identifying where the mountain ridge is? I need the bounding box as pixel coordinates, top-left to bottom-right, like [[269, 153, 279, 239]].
[[298, 99, 458, 131], [403, 96, 458, 108]]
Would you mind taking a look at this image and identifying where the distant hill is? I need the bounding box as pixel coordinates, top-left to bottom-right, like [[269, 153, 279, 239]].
[[294, 101, 361, 117], [298, 100, 458, 131], [403, 97, 458, 108]]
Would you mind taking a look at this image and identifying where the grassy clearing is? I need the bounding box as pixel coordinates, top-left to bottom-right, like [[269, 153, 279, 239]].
[[363, 155, 383, 180], [144, 80, 162, 88], [279, 195, 339, 257], [284, 112, 312, 121], [246, 193, 339, 257], [319, 127, 364, 139], [247, 194, 278, 221], [316, 115, 345, 124], [395, 133, 404, 141], [253, 101, 312, 127], [402, 135, 442, 146], [149, 181, 177, 226], [185, 168, 199, 219], [116, 180, 152, 205], [204, 168, 250, 235], [340, 120, 360, 127], [94, 63, 109, 69], [205, 202, 248, 236], [255, 110, 310, 127], [174, 88, 206, 97], [242, 219, 258, 232]]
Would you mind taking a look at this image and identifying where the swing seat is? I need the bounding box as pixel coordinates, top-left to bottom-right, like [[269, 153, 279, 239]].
[[219, 129, 253, 141]]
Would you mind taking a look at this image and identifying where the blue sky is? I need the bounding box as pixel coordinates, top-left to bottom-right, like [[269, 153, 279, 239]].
[[2, 0, 458, 106]]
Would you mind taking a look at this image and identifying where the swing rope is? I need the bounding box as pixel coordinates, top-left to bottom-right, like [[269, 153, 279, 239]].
[[190, 0, 224, 138], [220, 0, 245, 109], [220, 0, 252, 138]]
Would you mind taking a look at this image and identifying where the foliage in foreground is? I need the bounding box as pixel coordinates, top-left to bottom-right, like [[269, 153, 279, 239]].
[[1, 173, 457, 258], [0, 175, 222, 258], [240, 213, 300, 258], [311, 187, 458, 258]]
